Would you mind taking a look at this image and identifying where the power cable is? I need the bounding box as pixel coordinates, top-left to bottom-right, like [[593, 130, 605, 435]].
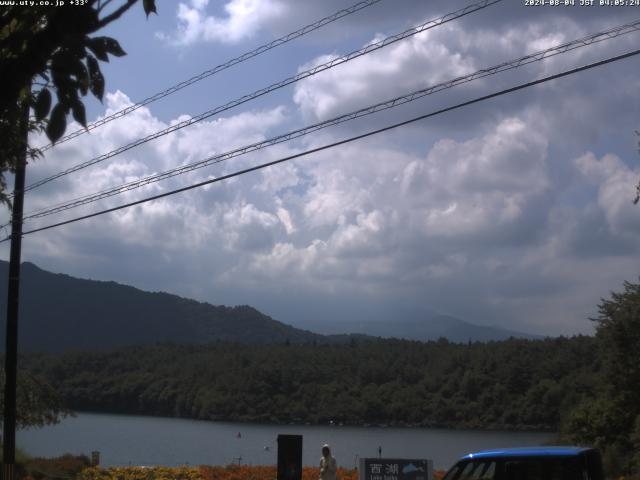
[[36, 0, 386, 152], [19, 18, 640, 221], [21, 0, 502, 195], [5, 47, 638, 242]]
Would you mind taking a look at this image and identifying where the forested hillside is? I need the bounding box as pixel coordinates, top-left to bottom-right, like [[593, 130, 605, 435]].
[[0, 261, 540, 351], [0, 261, 325, 351], [24, 336, 599, 431]]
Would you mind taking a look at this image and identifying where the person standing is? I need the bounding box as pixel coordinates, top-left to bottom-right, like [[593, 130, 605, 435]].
[[320, 444, 337, 480]]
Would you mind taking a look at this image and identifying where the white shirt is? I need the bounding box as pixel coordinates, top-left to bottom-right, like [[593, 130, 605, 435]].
[[320, 455, 337, 480]]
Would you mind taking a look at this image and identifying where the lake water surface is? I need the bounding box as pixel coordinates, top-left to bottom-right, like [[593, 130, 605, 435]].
[[17, 413, 554, 470]]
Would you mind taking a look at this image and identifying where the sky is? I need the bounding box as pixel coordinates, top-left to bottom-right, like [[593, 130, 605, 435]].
[[2, 0, 640, 337]]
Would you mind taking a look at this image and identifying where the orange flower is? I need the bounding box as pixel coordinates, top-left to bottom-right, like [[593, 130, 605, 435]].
[[80, 465, 362, 480]]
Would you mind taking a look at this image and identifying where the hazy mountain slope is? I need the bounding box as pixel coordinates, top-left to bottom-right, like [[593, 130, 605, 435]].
[[301, 314, 541, 342], [0, 261, 538, 352], [0, 261, 323, 352]]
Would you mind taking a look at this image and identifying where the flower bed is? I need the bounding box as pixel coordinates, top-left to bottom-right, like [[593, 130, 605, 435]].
[[78, 465, 360, 480]]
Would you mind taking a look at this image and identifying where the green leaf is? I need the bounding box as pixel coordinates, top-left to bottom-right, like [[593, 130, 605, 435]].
[[34, 88, 52, 122], [71, 99, 87, 128], [86, 37, 126, 60], [46, 103, 67, 144], [51, 49, 84, 73], [103, 37, 126, 57], [143, 0, 157, 17], [87, 55, 104, 102], [86, 37, 109, 62], [75, 61, 90, 96], [62, 56, 90, 96]]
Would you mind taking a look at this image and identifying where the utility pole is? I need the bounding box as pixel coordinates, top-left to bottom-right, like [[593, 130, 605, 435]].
[[2, 99, 29, 480]]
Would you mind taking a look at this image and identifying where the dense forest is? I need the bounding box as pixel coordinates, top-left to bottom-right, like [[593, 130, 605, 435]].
[[23, 336, 600, 431]]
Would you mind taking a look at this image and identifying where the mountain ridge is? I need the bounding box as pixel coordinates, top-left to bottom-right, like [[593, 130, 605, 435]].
[[0, 261, 327, 352], [0, 260, 538, 352], [300, 313, 541, 342]]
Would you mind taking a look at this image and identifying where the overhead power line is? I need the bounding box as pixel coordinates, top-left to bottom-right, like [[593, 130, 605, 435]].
[[37, 0, 386, 152], [20, 18, 640, 221], [6, 47, 639, 242], [22, 0, 502, 195]]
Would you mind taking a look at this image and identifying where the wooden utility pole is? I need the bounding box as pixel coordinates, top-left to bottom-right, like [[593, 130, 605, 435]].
[[2, 99, 29, 480]]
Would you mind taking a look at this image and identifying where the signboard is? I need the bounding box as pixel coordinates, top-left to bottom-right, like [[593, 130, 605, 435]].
[[359, 458, 433, 480]]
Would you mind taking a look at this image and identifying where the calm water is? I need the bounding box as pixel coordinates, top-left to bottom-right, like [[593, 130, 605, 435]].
[[17, 413, 553, 470]]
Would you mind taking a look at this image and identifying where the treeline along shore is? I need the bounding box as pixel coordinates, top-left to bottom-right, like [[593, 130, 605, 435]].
[[23, 336, 600, 431]]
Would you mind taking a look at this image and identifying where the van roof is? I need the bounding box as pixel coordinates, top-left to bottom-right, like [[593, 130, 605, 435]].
[[463, 447, 593, 460]]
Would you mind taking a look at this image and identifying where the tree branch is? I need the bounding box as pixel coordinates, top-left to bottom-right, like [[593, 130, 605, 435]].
[[97, 0, 116, 13], [94, 0, 137, 31]]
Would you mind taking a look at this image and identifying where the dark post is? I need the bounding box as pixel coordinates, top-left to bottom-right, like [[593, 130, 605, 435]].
[[2, 100, 29, 480], [277, 434, 302, 480]]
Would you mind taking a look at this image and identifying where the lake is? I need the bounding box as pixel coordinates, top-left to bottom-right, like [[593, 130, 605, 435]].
[[17, 413, 554, 470]]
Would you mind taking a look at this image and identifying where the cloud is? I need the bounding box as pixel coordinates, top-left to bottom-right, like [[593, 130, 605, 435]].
[[291, 10, 638, 128], [159, 0, 287, 46], [293, 24, 478, 121], [575, 152, 640, 238], [17, 91, 289, 250], [245, 114, 550, 285], [222, 203, 281, 252]]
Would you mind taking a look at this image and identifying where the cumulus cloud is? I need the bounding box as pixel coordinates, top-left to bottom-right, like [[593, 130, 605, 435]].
[[575, 152, 640, 237], [158, 0, 287, 46], [222, 203, 281, 252], [291, 11, 638, 126], [16, 91, 289, 250], [293, 24, 477, 121], [245, 114, 550, 289]]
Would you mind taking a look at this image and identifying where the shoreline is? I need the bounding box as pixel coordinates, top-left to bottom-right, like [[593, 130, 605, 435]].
[[51, 409, 558, 435]]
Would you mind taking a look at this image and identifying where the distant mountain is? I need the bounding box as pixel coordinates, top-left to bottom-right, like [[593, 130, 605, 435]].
[[0, 261, 327, 352], [301, 313, 541, 342], [0, 261, 539, 352]]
